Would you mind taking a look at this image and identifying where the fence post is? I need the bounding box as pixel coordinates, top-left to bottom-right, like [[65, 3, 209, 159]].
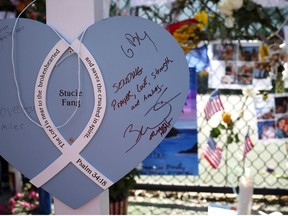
[[45, 0, 110, 214]]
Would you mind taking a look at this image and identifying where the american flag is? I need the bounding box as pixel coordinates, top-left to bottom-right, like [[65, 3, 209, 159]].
[[202, 137, 222, 169], [243, 130, 254, 159], [204, 89, 224, 120]]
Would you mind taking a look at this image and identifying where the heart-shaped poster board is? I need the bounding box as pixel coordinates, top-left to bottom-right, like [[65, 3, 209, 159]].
[[0, 16, 189, 208]]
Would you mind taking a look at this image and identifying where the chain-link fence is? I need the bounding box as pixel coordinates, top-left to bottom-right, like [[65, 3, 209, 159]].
[[0, 0, 286, 214], [110, 0, 288, 214], [136, 92, 288, 189]]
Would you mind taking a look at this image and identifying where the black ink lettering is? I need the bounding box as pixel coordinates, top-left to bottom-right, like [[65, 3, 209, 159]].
[[0, 106, 35, 118], [61, 99, 81, 107], [111, 90, 134, 111], [121, 31, 158, 58], [151, 57, 173, 79], [124, 88, 181, 152], [131, 99, 140, 110], [76, 158, 92, 175], [136, 76, 148, 93], [59, 89, 83, 97], [85, 57, 95, 67], [113, 67, 143, 93], [143, 85, 163, 101], [1, 122, 24, 131], [84, 124, 95, 138]]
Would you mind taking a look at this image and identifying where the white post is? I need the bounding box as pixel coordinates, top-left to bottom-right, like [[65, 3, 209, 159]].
[[45, 0, 110, 214], [46, 0, 110, 43]]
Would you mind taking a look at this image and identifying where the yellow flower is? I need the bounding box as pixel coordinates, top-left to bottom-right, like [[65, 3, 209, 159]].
[[222, 112, 232, 125], [173, 24, 201, 53], [172, 11, 208, 53], [259, 44, 269, 62], [197, 23, 204, 31], [194, 10, 208, 26], [210, 13, 216, 19]]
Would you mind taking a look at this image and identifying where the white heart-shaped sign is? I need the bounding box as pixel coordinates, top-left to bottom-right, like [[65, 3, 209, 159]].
[[0, 16, 189, 208]]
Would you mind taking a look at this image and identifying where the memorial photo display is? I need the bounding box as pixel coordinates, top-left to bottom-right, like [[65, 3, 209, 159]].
[[208, 41, 272, 90], [255, 93, 288, 140]]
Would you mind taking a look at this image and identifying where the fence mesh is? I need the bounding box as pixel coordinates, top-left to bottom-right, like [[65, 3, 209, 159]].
[[110, 1, 288, 210], [0, 0, 287, 215], [110, 0, 288, 188]]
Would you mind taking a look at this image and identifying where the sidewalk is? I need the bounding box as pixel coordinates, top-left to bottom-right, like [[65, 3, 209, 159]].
[[1, 189, 287, 215], [127, 191, 288, 215]]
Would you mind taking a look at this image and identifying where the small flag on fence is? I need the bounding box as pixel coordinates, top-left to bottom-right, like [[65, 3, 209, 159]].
[[243, 130, 254, 159], [202, 137, 222, 169], [204, 89, 224, 120]]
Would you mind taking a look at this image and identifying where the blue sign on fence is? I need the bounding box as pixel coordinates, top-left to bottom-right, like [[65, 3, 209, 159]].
[[140, 67, 199, 175]]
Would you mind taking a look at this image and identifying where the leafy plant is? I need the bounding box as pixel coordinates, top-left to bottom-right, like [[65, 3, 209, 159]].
[[9, 0, 46, 22], [7, 183, 39, 214], [210, 112, 240, 145], [109, 169, 140, 203], [210, 88, 261, 148]]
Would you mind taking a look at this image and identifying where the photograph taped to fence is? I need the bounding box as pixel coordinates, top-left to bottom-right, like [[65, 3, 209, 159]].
[[208, 41, 272, 90], [255, 93, 288, 140]]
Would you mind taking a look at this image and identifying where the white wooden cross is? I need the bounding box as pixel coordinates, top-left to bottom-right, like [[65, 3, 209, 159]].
[[46, 0, 111, 214]]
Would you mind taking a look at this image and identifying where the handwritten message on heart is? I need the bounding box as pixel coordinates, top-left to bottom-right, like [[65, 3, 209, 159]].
[[0, 16, 189, 208]]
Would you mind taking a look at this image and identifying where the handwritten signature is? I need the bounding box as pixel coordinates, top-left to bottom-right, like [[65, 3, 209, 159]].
[[121, 31, 158, 58], [124, 87, 181, 153], [0, 26, 24, 52], [0, 31, 9, 51]]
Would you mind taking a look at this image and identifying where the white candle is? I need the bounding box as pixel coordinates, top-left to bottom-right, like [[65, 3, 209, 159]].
[[237, 168, 253, 215]]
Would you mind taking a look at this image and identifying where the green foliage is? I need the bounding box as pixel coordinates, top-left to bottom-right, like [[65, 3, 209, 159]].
[[126, 0, 288, 41], [1, 0, 46, 22], [5, 0, 288, 42], [210, 126, 221, 138], [211, 122, 240, 145], [109, 169, 140, 202], [7, 183, 39, 215]]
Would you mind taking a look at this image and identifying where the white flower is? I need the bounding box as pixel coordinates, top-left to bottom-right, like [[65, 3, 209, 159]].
[[232, 0, 244, 10], [218, 0, 243, 17], [282, 62, 288, 80], [224, 16, 235, 28], [242, 88, 260, 97], [218, 0, 234, 16]]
